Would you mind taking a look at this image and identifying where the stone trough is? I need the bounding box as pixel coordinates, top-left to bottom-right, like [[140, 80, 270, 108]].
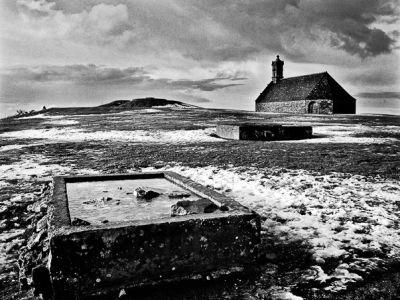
[[216, 123, 312, 140], [48, 172, 260, 299]]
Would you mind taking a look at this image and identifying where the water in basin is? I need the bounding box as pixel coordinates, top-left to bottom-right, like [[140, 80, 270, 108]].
[[66, 178, 202, 225]]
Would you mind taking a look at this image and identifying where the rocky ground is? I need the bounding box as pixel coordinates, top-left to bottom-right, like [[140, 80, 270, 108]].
[[0, 105, 399, 299]]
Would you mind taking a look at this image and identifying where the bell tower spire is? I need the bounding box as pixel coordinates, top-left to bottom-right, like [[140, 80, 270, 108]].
[[272, 55, 284, 83]]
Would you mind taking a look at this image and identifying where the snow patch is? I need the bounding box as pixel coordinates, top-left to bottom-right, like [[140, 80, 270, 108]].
[[137, 108, 162, 113], [0, 154, 97, 182], [277, 292, 304, 300], [0, 128, 222, 144], [143, 165, 400, 291], [17, 114, 66, 119], [15, 113, 79, 125], [0, 143, 43, 152], [152, 104, 194, 109], [283, 124, 399, 144], [43, 119, 79, 125]]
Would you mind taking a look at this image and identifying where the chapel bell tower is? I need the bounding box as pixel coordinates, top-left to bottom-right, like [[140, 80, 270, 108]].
[[272, 55, 284, 83]]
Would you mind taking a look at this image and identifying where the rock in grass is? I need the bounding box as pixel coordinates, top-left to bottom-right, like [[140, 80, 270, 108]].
[[27, 230, 47, 250], [119, 288, 127, 299], [36, 216, 48, 232]]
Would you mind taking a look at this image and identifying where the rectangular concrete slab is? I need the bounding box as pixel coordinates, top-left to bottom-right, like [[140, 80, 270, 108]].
[[281, 125, 313, 140], [216, 123, 312, 140], [48, 172, 260, 299]]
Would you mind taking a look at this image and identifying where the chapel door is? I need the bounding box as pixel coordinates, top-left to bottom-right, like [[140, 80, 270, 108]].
[[308, 101, 319, 114]]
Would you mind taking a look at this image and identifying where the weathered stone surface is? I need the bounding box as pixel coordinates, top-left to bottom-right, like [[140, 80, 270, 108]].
[[32, 265, 53, 300], [216, 123, 284, 141], [36, 216, 47, 232], [281, 125, 313, 140], [48, 172, 261, 299], [256, 99, 334, 114], [216, 124, 240, 140], [168, 191, 191, 199], [134, 186, 161, 200], [171, 198, 219, 216], [27, 229, 46, 250], [305, 99, 333, 115], [256, 100, 306, 114], [71, 217, 90, 226], [216, 123, 312, 141]]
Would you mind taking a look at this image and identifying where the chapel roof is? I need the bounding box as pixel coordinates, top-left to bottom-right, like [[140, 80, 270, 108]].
[[255, 72, 355, 103]]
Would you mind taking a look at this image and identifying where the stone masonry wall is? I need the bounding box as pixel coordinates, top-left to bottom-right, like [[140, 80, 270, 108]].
[[306, 99, 333, 114], [256, 99, 333, 114], [256, 100, 306, 113], [216, 125, 240, 140]]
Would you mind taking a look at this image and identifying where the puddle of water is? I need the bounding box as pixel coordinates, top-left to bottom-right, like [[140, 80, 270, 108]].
[[67, 178, 202, 225]]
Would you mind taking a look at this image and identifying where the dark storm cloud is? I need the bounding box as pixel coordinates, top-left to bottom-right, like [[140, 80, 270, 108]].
[[324, 17, 395, 57], [150, 78, 243, 92], [308, 0, 398, 58], [137, 0, 398, 61], [8, 0, 397, 66], [4, 65, 147, 83], [356, 92, 400, 99], [263, 0, 398, 58], [1, 65, 246, 92]]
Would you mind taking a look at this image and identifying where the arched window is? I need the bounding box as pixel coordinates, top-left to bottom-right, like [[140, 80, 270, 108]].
[[308, 101, 319, 114]]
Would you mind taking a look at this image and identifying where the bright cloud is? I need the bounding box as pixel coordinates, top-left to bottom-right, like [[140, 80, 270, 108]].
[[0, 0, 399, 115]]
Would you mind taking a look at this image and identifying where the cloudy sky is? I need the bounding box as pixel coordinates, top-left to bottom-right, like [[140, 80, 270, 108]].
[[1, 0, 399, 116]]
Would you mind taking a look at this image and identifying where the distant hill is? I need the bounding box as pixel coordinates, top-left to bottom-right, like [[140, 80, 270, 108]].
[[7, 97, 195, 119], [99, 97, 190, 108], [98, 100, 130, 107]]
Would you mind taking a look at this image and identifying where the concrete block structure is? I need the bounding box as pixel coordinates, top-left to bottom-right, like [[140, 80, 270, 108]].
[[255, 56, 356, 114], [48, 172, 260, 299], [216, 123, 312, 141]]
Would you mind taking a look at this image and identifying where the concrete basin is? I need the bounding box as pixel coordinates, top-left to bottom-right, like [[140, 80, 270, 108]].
[[48, 172, 260, 299]]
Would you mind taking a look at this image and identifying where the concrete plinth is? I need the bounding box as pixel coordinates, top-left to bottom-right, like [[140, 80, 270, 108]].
[[48, 172, 260, 299], [281, 125, 312, 140], [216, 123, 312, 140]]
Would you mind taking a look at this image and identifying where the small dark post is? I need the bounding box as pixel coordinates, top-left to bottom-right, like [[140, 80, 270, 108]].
[[272, 55, 284, 83]]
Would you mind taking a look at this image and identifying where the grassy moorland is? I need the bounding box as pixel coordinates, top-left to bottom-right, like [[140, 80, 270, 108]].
[[0, 102, 399, 299]]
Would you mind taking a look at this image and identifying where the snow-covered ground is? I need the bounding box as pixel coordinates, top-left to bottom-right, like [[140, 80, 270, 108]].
[[0, 143, 44, 152], [144, 165, 400, 293], [1, 110, 399, 298], [17, 114, 66, 119], [0, 127, 221, 144], [1, 124, 398, 145], [15, 113, 79, 125], [266, 122, 400, 144], [0, 154, 98, 183], [5, 114, 399, 145], [152, 104, 197, 109], [295, 124, 399, 144], [43, 119, 80, 125], [0, 154, 99, 277]]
